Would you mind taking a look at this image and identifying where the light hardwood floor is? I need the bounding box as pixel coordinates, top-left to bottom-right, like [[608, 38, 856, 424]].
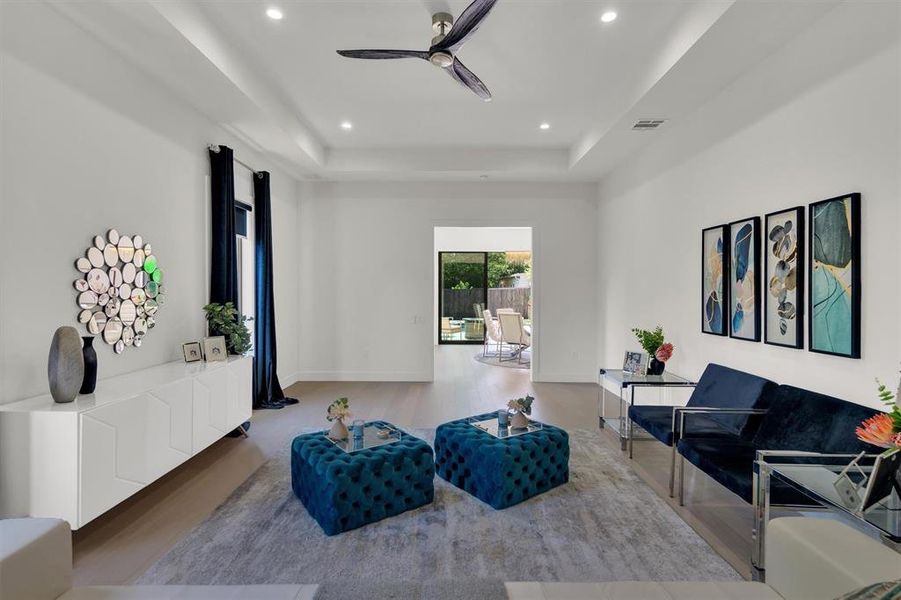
[[72, 345, 759, 585]]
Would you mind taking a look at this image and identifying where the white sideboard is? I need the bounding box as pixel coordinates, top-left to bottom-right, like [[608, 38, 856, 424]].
[[0, 356, 252, 529]]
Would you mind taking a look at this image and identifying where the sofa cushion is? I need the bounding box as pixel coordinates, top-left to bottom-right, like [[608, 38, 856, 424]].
[[679, 439, 840, 505], [628, 405, 735, 446], [508, 581, 780, 599], [678, 439, 759, 502], [766, 518, 901, 600], [752, 385, 877, 453], [0, 518, 72, 600], [60, 585, 314, 599], [686, 364, 777, 437]]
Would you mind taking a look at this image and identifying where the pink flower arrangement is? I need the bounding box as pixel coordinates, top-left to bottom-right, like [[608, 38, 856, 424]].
[[655, 343, 674, 363], [855, 413, 901, 449]]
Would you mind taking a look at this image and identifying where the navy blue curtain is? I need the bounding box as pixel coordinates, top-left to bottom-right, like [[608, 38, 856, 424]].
[[253, 172, 297, 409], [208, 145, 239, 308]]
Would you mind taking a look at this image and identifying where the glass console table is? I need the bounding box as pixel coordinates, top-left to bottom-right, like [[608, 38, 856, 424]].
[[598, 369, 696, 450], [753, 453, 901, 574]]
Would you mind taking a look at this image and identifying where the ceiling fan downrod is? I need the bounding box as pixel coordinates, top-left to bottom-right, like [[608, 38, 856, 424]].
[[430, 12, 455, 67]]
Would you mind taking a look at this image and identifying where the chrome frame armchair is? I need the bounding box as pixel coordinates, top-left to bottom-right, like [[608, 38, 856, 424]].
[[674, 407, 769, 505]]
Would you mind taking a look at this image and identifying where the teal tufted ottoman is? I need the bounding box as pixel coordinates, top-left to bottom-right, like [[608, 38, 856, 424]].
[[435, 413, 569, 509], [291, 422, 435, 535]]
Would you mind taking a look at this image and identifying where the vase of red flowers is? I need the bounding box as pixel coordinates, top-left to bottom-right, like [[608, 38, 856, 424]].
[[632, 326, 674, 376], [856, 372, 901, 449]]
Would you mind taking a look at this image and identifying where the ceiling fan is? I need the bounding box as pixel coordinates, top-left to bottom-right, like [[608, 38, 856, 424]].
[[336, 0, 498, 102]]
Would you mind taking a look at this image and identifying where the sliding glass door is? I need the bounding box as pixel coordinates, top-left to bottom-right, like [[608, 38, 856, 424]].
[[439, 252, 487, 344]]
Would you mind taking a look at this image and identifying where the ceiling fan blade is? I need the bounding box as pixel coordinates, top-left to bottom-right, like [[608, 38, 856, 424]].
[[432, 0, 498, 51], [336, 49, 429, 60], [445, 57, 492, 101]]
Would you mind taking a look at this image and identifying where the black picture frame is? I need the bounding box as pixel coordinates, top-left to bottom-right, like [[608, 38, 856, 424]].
[[764, 207, 805, 349], [728, 216, 761, 342], [808, 193, 861, 358], [701, 224, 730, 336]]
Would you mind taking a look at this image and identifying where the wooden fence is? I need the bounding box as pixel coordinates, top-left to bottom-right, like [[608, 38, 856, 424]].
[[442, 287, 531, 319]]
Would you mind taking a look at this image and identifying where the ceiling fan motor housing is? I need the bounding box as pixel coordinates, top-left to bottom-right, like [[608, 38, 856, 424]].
[[430, 12, 455, 67]]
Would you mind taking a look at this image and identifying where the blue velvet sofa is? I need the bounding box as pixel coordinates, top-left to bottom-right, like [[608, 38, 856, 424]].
[[677, 385, 878, 505], [627, 363, 777, 495]]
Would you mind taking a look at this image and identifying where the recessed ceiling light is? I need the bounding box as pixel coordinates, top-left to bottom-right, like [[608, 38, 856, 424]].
[[266, 7, 283, 20], [340, 121, 353, 130], [539, 122, 551, 130], [600, 11, 617, 23]]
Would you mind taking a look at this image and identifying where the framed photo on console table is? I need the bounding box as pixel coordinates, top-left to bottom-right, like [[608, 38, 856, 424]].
[[728, 216, 761, 342], [701, 225, 730, 336], [809, 193, 861, 358], [764, 207, 805, 349]]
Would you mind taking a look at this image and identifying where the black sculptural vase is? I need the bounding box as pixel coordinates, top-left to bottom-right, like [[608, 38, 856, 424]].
[[647, 356, 665, 376], [80, 336, 98, 394]]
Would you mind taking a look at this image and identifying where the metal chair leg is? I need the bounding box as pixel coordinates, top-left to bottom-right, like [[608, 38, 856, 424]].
[[669, 442, 677, 497], [679, 455, 686, 506], [628, 418, 634, 459]]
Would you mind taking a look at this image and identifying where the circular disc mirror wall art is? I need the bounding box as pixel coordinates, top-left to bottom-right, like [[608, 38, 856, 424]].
[[73, 229, 165, 353]]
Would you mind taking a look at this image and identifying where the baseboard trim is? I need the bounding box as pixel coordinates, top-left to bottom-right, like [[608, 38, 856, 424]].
[[533, 372, 597, 384], [281, 371, 303, 388], [294, 370, 433, 382]]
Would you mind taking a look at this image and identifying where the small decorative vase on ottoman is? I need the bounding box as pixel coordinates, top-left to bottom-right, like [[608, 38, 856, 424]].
[[434, 412, 569, 509], [291, 421, 435, 535]]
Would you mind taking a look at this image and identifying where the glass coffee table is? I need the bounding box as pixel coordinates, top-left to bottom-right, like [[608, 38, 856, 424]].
[[753, 453, 901, 573], [468, 416, 543, 438], [326, 423, 402, 453], [598, 369, 697, 450]]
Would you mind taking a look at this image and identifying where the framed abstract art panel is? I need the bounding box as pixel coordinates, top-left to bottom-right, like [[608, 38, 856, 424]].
[[701, 225, 729, 336], [728, 216, 761, 342], [764, 207, 805, 348], [809, 193, 861, 358]]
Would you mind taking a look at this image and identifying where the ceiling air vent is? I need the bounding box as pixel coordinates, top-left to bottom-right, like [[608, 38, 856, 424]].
[[632, 119, 666, 131]]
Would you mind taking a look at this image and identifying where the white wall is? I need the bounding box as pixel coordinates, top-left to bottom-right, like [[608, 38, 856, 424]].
[[434, 227, 532, 253], [597, 4, 900, 409], [0, 3, 300, 404], [297, 182, 597, 382]]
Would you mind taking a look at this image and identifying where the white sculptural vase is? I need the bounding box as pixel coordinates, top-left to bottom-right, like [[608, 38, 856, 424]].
[[510, 411, 530, 429], [328, 418, 349, 441]]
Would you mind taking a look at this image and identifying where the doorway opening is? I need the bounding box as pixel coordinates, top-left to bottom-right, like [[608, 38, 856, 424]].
[[434, 227, 534, 369]]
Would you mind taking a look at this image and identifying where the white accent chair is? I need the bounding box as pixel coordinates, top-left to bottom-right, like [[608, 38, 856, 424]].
[[507, 517, 901, 600], [482, 309, 505, 357], [497, 311, 531, 363], [0, 518, 317, 599]]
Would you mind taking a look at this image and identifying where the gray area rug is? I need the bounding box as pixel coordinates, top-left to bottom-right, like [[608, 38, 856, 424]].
[[474, 351, 530, 369], [314, 579, 507, 600], [138, 429, 738, 585]]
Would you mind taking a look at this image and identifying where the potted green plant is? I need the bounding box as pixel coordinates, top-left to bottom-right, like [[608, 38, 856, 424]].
[[507, 394, 534, 429], [203, 302, 252, 355], [631, 326, 674, 375]]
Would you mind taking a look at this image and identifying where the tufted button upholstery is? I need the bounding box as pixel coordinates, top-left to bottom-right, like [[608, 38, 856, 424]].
[[434, 413, 569, 509], [291, 422, 435, 535]]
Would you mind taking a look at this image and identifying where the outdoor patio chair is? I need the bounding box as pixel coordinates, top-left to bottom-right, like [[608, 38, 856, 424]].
[[497, 311, 531, 364]]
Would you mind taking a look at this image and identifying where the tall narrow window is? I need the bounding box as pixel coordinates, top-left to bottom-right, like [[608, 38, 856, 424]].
[[234, 201, 254, 342]]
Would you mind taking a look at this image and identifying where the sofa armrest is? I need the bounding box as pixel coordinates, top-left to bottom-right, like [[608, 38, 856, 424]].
[[0, 518, 72, 600], [675, 407, 768, 440], [766, 517, 901, 600]]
